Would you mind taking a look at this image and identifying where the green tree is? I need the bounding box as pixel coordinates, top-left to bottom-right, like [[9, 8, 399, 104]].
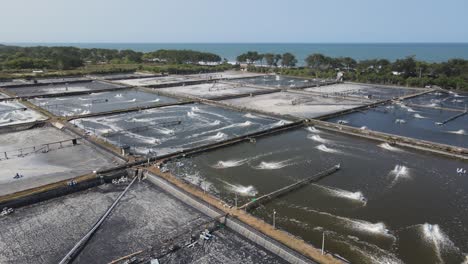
[[263, 53, 281, 67], [392, 56, 417, 77], [305, 53, 332, 70], [281, 53, 297, 67], [236, 51, 263, 64]]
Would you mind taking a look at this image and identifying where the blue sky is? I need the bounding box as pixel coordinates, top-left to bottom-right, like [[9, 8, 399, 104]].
[[1, 0, 467, 43]]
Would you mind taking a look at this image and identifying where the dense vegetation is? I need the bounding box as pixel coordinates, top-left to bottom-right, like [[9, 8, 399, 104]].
[[238, 50, 468, 90], [0, 45, 222, 71], [237, 51, 298, 67], [142, 49, 221, 64], [1, 44, 466, 90]]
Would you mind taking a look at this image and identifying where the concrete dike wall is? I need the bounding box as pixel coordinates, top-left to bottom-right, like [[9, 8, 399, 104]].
[[1, 79, 92, 89], [307, 119, 468, 160], [0, 170, 129, 209]]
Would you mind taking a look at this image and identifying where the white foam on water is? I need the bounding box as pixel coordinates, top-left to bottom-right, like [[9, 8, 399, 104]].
[[307, 134, 329, 143], [449, 91, 466, 98], [125, 131, 161, 145], [238, 121, 253, 127], [395, 119, 406, 124], [208, 120, 221, 126], [244, 113, 260, 119], [131, 117, 158, 123], [253, 159, 294, 170], [272, 120, 286, 127], [389, 165, 411, 186], [313, 184, 367, 205], [187, 121, 254, 138], [115, 94, 122, 98], [379, 143, 403, 152], [123, 98, 137, 103], [192, 107, 232, 121], [292, 206, 394, 239], [316, 144, 341, 154], [306, 126, 320, 133], [150, 98, 160, 102], [222, 181, 258, 196], [447, 129, 466, 135], [462, 255, 468, 264], [153, 127, 174, 135], [337, 120, 349, 124], [399, 103, 418, 112], [414, 113, 427, 119], [360, 126, 368, 130], [187, 111, 199, 118], [420, 223, 461, 263], [207, 132, 227, 140], [350, 220, 392, 237], [212, 159, 250, 169]]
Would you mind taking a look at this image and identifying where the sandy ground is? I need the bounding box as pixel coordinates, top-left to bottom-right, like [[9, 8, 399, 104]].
[[304, 83, 416, 100], [0, 100, 46, 127], [223, 91, 366, 118], [117, 75, 196, 86], [0, 127, 120, 195], [157, 82, 267, 99], [0, 182, 286, 264]]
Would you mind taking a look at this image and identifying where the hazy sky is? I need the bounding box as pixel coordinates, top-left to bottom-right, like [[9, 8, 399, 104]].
[[1, 0, 467, 43]]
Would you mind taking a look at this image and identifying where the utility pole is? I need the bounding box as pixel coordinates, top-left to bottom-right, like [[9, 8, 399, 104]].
[[273, 210, 277, 229], [234, 192, 238, 208], [321, 232, 325, 255]]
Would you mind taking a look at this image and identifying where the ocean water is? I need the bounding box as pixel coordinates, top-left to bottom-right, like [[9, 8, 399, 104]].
[[9, 43, 468, 65]]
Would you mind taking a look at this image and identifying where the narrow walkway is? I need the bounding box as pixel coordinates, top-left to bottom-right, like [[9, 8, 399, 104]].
[[240, 164, 341, 211], [436, 110, 468, 125]]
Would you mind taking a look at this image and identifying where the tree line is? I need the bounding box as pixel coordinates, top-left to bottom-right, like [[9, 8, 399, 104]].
[[1, 44, 466, 90], [0, 45, 222, 71], [236, 51, 468, 90], [236, 51, 298, 67]]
